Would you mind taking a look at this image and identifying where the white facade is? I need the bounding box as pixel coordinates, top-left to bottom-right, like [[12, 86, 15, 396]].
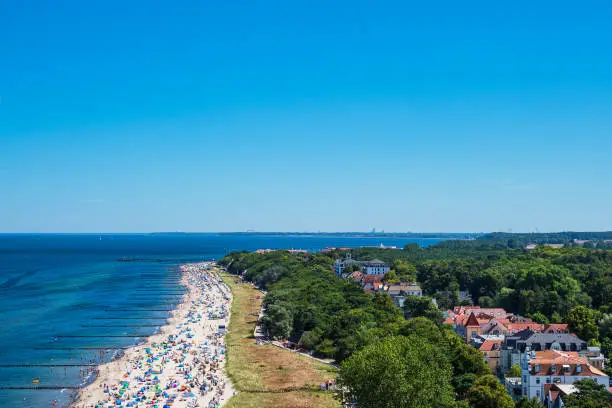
[[333, 254, 390, 276], [405, 287, 422, 297], [363, 262, 390, 276], [521, 352, 609, 402], [524, 372, 609, 401]]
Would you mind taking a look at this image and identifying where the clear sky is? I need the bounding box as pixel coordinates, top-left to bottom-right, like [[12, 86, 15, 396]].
[[1, 1, 612, 233]]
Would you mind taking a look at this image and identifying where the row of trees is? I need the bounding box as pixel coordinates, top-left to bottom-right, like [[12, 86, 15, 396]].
[[219, 251, 404, 361]]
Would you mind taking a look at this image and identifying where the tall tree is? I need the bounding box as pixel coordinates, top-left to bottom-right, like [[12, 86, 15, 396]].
[[403, 295, 443, 325], [338, 335, 456, 408], [392, 259, 418, 281], [399, 317, 444, 344], [383, 270, 399, 283], [466, 375, 514, 408], [529, 312, 550, 324], [563, 379, 612, 408], [567, 306, 599, 341], [599, 313, 612, 338], [260, 304, 292, 339], [514, 396, 543, 408], [444, 331, 491, 377], [505, 364, 521, 378]]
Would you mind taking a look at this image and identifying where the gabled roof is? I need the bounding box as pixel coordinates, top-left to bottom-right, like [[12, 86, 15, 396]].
[[543, 324, 569, 333], [544, 384, 562, 405], [372, 282, 384, 291], [362, 275, 382, 284], [443, 316, 455, 325], [466, 312, 480, 327], [479, 339, 502, 352], [453, 306, 480, 314], [507, 322, 545, 333], [455, 314, 469, 326], [482, 318, 510, 334], [452, 306, 509, 317], [348, 271, 363, 281]]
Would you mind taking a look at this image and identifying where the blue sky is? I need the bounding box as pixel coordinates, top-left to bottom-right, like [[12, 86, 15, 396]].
[[1, 1, 612, 232]]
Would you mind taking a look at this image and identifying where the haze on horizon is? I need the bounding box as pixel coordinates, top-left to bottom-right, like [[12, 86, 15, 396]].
[[1, 1, 612, 233]]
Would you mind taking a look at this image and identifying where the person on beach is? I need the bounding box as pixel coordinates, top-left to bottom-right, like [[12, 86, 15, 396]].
[[76, 263, 233, 408]]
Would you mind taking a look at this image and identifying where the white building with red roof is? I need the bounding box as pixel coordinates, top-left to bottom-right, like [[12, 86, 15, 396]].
[[521, 349, 609, 402]]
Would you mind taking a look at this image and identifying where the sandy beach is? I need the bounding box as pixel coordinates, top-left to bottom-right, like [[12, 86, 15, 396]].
[[73, 263, 234, 408]]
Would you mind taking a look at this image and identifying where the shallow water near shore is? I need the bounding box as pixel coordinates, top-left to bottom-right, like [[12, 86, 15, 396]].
[[0, 233, 441, 406], [0, 256, 189, 407]]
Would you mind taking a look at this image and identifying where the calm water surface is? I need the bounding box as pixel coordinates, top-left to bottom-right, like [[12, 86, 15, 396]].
[[0, 234, 442, 407]]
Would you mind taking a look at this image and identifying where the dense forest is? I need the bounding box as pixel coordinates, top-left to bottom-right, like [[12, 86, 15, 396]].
[[344, 244, 612, 354], [218, 242, 612, 407], [481, 231, 612, 245], [434, 231, 612, 250]]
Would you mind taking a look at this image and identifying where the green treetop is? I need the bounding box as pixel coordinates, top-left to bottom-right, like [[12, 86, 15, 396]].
[[567, 305, 599, 341], [505, 364, 521, 378], [466, 374, 514, 408], [338, 335, 456, 408], [563, 379, 612, 408]]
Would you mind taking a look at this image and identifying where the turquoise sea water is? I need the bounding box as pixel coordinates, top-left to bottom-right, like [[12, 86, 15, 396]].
[[0, 233, 442, 407]]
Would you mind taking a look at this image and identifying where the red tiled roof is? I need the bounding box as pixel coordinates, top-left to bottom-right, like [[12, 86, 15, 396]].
[[453, 306, 480, 314], [543, 324, 569, 333], [362, 275, 382, 284], [507, 323, 545, 332], [529, 350, 607, 377], [348, 271, 363, 281], [466, 312, 480, 327], [479, 339, 502, 352], [482, 319, 509, 334], [455, 315, 468, 326]]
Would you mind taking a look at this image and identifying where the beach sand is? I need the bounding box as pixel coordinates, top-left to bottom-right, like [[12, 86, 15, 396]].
[[73, 263, 234, 408]]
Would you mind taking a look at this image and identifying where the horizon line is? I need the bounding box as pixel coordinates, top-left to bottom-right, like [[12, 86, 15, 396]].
[[1, 231, 611, 235]]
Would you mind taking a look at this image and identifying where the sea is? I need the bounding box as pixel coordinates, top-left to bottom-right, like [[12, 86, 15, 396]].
[[0, 233, 443, 407]]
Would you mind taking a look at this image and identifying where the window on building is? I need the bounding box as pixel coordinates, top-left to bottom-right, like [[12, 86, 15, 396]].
[[536, 378, 540, 384]]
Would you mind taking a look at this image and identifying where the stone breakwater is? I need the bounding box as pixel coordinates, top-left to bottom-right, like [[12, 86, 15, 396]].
[[73, 263, 234, 408]]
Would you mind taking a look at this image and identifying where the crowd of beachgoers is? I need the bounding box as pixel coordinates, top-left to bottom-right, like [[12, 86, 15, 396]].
[[74, 263, 234, 408]]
